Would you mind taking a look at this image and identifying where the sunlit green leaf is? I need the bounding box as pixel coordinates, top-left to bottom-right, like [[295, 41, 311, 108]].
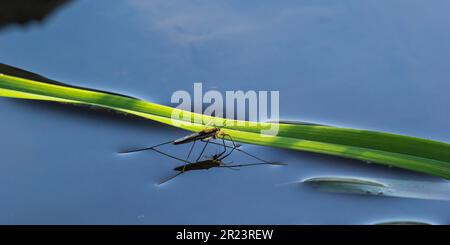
[[1, 73, 450, 179]]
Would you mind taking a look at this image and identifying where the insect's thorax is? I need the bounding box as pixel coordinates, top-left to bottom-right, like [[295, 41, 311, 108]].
[[199, 127, 217, 134]]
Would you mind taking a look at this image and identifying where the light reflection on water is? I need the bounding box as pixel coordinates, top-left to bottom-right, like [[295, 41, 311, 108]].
[[0, 0, 449, 224]]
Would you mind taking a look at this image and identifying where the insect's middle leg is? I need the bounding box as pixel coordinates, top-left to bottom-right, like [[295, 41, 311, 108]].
[[181, 140, 196, 172], [196, 138, 211, 162]]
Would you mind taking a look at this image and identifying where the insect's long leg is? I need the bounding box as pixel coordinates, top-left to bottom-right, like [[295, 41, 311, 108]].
[[226, 133, 237, 147], [158, 172, 184, 185], [222, 166, 240, 171], [185, 140, 196, 161], [150, 148, 192, 164], [221, 162, 287, 168], [118, 140, 173, 154], [216, 137, 228, 159], [218, 134, 238, 160], [205, 140, 235, 149], [196, 138, 211, 162], [181, 140, 196, 172], [232, 147, 273, 164], [207, 140, 274, 164]]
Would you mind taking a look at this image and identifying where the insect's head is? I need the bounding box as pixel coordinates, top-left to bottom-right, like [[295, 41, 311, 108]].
[[215, 129, 227, 137]]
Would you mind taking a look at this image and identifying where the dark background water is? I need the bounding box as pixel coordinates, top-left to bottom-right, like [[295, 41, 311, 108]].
[[0, 0, 449, 224]]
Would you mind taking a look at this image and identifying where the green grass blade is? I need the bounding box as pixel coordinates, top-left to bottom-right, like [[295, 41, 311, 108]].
[[1, 73, 450, 179]]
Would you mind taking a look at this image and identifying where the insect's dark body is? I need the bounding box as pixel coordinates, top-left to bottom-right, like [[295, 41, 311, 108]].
[[173, 127, 221, 145], [173, 159, 221, 171]]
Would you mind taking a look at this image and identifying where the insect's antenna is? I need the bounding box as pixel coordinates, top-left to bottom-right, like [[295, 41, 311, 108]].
[[150, 148, 192, 164], [158, 172, 184, 185], [118, 140, 173, 154]]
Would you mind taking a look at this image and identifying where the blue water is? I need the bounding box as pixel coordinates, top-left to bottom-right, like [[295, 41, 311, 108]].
[[0, 0, 449, 224]]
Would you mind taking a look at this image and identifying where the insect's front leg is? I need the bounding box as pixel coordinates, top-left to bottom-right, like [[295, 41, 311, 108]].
[[215, 137, 227, 159], [218, 134, 238, 160]]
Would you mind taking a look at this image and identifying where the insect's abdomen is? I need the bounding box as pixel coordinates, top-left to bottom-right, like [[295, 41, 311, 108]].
[[173, 132, 200, 145], [173, 132, 214, 145]]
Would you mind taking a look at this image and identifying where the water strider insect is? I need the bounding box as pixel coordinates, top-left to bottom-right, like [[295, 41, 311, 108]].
[[120, 127, 232, 154], [149, 143, 286, 185], [118, 124, 285, 184], [119, 125, 238, 172]]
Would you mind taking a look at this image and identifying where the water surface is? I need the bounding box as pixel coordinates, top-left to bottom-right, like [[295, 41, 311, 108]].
[[0, 0, 449, 224]]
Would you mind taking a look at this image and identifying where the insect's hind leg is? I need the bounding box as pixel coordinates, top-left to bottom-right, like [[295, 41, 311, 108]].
[[118, 140, 173, 154], [158, 171, 184, 185], [221, 165, 240, 171], [224, 135, 275, 164], [200, 137, 277, 164]]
